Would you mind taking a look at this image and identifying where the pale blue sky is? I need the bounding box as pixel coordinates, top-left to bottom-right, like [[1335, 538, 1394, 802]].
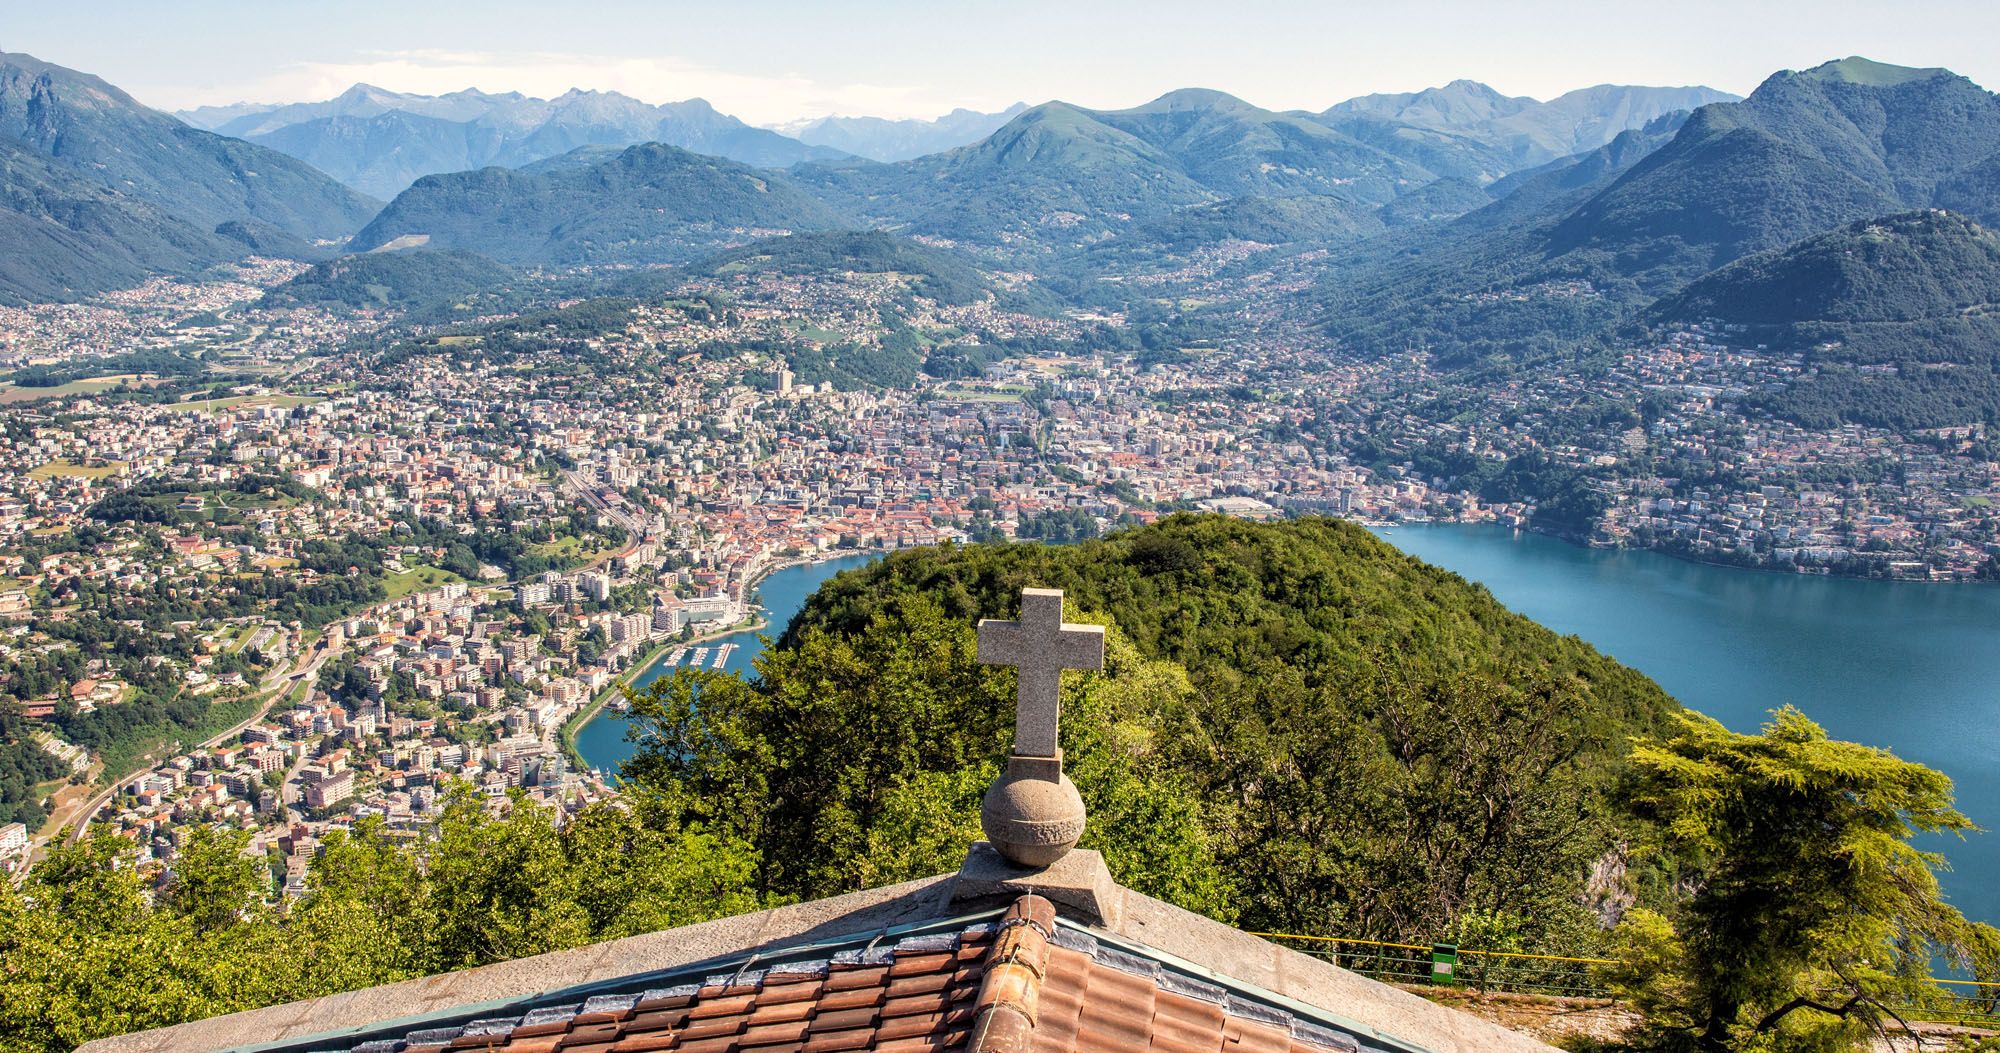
[[9, 0, 1998, 124]]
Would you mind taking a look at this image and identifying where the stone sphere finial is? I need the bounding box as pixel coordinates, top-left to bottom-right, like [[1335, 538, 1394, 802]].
[[981, 755, 1087, 867]]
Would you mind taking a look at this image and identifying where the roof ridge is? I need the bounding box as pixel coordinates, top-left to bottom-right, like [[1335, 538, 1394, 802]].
[[965, 895, 1056, 1053]]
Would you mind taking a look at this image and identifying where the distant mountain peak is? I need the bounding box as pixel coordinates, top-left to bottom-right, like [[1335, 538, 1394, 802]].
[[1438, 79, 1510, 98], [1798, 56, 1952, 87], [1128, 87, 1259, 113], [779, 103, 1030, 162]]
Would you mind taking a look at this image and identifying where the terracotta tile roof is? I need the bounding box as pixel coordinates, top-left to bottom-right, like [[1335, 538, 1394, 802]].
[[320, 897, 1390, 1053]]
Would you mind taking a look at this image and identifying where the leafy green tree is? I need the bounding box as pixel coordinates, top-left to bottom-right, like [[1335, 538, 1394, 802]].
[[0, 832, 225, 1053], [159, 825, 264, 935], [1602, 707, 2000, 1052]]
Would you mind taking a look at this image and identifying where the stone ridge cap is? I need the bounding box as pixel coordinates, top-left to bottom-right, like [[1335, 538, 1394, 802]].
[[225, 905, 1009, 1053], [1047, 915, 1434, 1053]]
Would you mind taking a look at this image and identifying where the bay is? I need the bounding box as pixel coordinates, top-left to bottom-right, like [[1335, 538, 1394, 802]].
[[571, 553, 881, 774]]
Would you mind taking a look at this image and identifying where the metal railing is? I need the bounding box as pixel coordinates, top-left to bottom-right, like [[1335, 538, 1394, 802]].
[[1249, 933, 1611, 999], [1249, 931, 2000, 1027]]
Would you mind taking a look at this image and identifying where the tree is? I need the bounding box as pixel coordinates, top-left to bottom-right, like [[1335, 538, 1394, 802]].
[[1603, 707, 2000, 1052], [159, 825, 264, 935]]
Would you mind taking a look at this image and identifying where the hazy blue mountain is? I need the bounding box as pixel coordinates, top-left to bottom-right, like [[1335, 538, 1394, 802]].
[[1316, 80, 1737, 169], [1660, 210, 2000, 429], [775, 104, 1028, 162], [797, 89, 1437, 253], [199, 84, 520, 137], [350, 142, 849, 265], [196, 84, 848, 198], [1328, 79, 1537, 130], [176, 99, 283, 131], [0, 51, 379, 243], [1303, 113, 1515, 186], [0, 138, 234, 304]]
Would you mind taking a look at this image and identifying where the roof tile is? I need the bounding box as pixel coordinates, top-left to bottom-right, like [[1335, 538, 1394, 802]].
[[315, 897, 1388, 1053]]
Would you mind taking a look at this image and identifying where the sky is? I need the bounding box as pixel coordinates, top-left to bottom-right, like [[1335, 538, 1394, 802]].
[[8, 0, 2000, 126]]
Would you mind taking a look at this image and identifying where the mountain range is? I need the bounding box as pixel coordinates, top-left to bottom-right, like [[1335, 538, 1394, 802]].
[[11, 46, 2000, 431], [0, 51, 376, 303], [774, 104, 1029, 162], [1316, 58, 2000, 366], [179, 84, 852, 199], [1317, 80, 1737, 170]]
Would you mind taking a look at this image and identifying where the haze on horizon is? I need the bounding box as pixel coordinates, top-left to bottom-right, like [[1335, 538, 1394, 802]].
[[10, 0, 2000, 126]]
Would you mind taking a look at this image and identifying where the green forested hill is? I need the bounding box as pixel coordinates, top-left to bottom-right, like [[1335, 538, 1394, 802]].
[[0, 50, 377, 302], [1315, 58, 2000, 364], [1661, 210, 2000, 327], [624, 515, 1681, 944], [0, 139, 234, 304], [350, 143, 849, 264], [685, 230, 1005, 307], [262, 249, 519, 314], [1547, 58, 2000, 291], [1661, 210, 2000, 428], [0, 51, 379, 242]]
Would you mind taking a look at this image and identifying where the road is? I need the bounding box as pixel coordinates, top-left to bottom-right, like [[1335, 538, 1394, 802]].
[[40, 482, 642, 854], [57, 629, 339, 847]]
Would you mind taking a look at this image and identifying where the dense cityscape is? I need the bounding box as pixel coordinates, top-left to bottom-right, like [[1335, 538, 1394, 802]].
[[1, 240, 1996, 883]]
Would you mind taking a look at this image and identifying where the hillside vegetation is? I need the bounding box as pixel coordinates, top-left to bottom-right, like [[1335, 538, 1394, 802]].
[[624, 514, 1680, 944], [1661, 210, 2000, 428], [262, 249, 519, 315], [349, 143, 849, 265]]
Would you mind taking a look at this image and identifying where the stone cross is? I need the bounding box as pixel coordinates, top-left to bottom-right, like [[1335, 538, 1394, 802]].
[[977, 588, 1104, 759]]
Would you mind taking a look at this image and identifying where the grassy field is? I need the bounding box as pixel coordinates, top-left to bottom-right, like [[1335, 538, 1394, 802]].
[[531, 535, 615, 565], [794, 325, 846, 344], [161, 393, 321, 415], [381, 564, 467, 601], [26, 460, 126, 480], [935, 385, 1026, 403], [0, 376, 146, 404]]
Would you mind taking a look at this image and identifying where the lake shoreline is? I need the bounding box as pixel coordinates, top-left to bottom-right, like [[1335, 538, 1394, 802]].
[[1379, 518, 1994, 587], [566, 548, 889, 768]]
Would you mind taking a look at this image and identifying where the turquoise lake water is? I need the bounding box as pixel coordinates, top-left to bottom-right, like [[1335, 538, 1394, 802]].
[[1375, 524, 2000, 925], [571, 553, 880, 774], [576, 528, 2000, 924]]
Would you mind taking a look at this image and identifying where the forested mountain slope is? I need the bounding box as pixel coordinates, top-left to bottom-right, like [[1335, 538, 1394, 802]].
[[625, 514, 1681, 942]]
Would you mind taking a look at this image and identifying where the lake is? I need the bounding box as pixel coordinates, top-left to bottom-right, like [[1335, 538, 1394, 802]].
[[1375, 524, 2000, 926], [575, 527, 2000, 924]]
